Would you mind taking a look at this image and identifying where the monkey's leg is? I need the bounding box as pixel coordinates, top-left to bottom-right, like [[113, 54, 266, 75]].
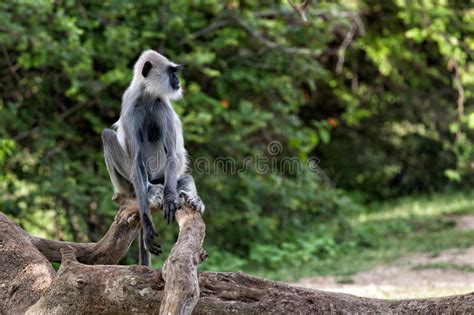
[[131, 151, 163, 260], [102, 129, 133, 196], [135, 163, 162, 264], [102, 129, 158, 266], [177, 174, 205, 213]]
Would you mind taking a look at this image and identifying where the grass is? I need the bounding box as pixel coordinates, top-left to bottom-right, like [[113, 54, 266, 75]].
[[412, 263, 474, 273], [250, 190, 474, 281]]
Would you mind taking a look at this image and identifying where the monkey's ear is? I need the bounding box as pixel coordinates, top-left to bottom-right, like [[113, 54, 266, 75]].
[[142, 61, 153, 78]]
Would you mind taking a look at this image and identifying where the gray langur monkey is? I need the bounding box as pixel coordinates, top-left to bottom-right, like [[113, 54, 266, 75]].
[[102, 49, 205, 266]]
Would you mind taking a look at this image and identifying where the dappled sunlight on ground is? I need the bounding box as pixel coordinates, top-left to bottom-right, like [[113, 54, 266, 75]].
[[356, 194, 474, 224], [294, 215, 474, 299]]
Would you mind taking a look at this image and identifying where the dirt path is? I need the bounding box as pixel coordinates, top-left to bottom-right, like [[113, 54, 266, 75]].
[[294, 215, 474, 299]]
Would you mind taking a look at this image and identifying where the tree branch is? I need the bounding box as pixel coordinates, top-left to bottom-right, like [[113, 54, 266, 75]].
[[190, 20, 233, 39], [448, 58, 465, 141], [288, 0, 313, 23], [335, 22, 357, 74], [229, 15, 322, 57], [160, 202, 207, 314], [254, 9, 362, 19], [29, 198, 141, 265], [190, 16, 319, 57]]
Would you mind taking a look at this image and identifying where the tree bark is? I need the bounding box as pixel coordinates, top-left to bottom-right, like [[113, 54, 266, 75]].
[[1, 210, 473, 314], [29, 198, 141, 265], [0, 213, 55, 314], [160, 205, 207, 314]]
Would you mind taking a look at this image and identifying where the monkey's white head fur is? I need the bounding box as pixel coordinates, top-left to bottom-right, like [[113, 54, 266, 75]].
[[131, 49, 183, 100]]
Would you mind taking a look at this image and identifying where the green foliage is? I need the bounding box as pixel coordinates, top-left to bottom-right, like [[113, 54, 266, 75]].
[[249, 234, 339, 270], [199, 246, 247, 272], [251, 191, 474, 280], [0, 0, 473, 275]]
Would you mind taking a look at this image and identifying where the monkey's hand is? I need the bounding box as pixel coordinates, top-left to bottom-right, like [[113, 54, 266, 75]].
[[179, 190, 205, 213], [142, 215, 162, 255], [148, 183, 164, 210], [163, 189, 179, 225]]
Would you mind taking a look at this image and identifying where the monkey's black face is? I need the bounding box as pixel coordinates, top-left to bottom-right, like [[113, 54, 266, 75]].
[[168, 66, 181, 90]]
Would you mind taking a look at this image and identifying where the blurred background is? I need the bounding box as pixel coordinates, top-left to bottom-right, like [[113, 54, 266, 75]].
[[1, 0, 473, 299]]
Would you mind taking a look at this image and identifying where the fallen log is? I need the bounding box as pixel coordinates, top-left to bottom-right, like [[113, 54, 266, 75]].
[[1, 207, 473, 314]]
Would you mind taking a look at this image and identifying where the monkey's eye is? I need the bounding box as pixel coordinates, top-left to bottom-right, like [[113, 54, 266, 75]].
[[168, 65, 182, 73]]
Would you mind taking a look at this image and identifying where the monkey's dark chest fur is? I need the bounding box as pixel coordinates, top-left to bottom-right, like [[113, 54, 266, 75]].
[[130, 95, 176, 180], [142, 119, 160, 142], [134, 96, 165, 143]]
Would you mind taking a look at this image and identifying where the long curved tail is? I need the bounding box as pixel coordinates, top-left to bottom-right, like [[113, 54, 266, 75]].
[[139, 228, 151, 266]]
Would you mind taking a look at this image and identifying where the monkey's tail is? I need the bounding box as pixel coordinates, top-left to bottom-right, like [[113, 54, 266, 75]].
[[139, 228, 151, 266]]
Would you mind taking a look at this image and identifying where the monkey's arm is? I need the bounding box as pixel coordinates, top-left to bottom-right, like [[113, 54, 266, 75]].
[[162, 125, 180, 224]]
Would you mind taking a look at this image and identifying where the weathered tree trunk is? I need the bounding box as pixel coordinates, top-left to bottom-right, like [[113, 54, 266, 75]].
[[1, 208, 473, 314], [0, 213, 55, 314]]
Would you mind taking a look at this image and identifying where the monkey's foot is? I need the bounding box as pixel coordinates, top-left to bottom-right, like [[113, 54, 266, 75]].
[[163, 193, 179, 225], [180, 190, 205, 213], [148, 184, 164, 210], [144, 230, 163, 255], [142, 216, 163, 256]]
